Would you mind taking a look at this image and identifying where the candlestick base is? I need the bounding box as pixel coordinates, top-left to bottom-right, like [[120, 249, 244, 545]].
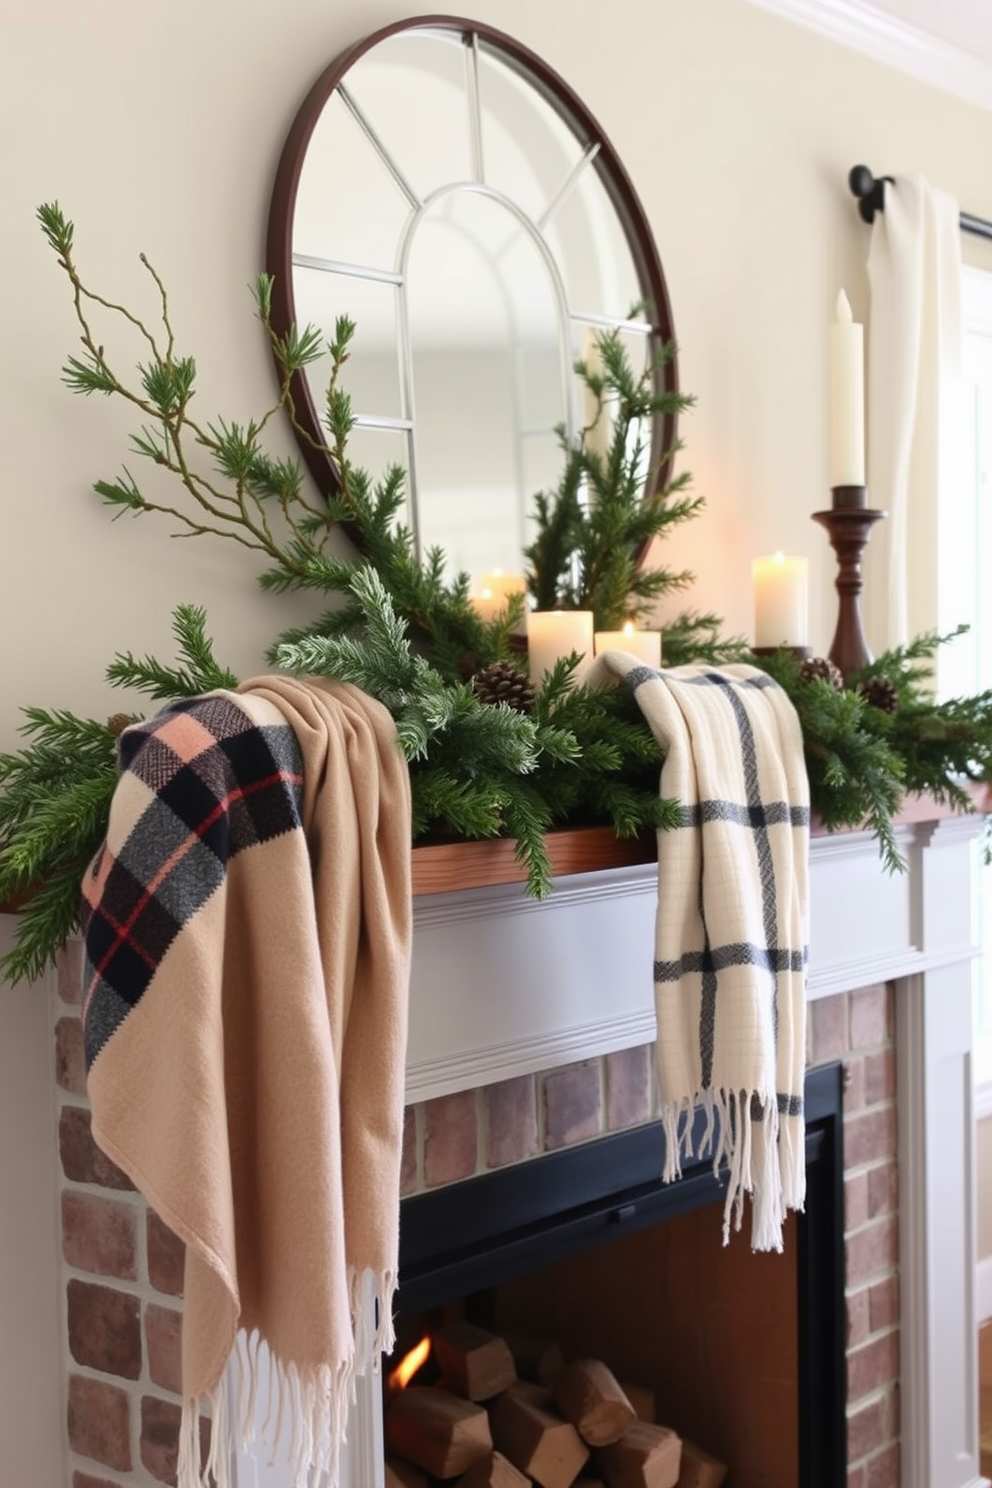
[[812, 503, 886, 678]]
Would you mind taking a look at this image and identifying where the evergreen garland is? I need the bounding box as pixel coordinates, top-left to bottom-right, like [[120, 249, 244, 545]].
[[1, 202, 991, 985], [0, 605, 237, 982]]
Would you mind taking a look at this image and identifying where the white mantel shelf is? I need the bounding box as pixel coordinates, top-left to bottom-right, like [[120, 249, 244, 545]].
[[405, 804, 982, 1103], [397, 803, 988, 1488]]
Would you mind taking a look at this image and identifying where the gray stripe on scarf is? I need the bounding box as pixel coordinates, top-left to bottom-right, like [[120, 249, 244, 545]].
[[677, 801, 810, 830], [752, 1092, 805, 1119], [655, 943, 808, 981]]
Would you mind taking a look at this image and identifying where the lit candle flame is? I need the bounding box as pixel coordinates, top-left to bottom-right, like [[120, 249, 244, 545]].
[[388, 1334, 431, 1392]]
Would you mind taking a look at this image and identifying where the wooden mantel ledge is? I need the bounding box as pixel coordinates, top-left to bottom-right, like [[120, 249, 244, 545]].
[[410, 785, 991, 898], [2, 788, 987, 915], [410, 826, 653, 897]]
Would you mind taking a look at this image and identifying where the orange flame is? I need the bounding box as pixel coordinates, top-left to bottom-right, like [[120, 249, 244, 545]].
[[388, 1334, 431, 1392]]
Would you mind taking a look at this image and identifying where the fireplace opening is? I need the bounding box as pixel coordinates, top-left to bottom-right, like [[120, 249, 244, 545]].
[[389, 1063, 845, 1488]]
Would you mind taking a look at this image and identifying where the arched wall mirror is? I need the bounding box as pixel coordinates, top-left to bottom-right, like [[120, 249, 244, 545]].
[[266, 13, 677, 584]]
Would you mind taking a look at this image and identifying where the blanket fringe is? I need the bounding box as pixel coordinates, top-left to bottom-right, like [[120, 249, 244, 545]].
[[660, 1088, 804, 1253], [177, 1267, 397, 1488], [349, 1262, 398, 1364]]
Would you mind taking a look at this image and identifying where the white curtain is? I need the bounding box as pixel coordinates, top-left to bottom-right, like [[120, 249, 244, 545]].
[[864, 173, 963, 655]]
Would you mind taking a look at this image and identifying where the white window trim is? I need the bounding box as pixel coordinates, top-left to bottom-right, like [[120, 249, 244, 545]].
[[961, 266, 992, 1102]]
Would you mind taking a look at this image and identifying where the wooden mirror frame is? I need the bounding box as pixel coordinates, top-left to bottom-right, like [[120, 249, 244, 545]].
[[265, 13, 679, 565]]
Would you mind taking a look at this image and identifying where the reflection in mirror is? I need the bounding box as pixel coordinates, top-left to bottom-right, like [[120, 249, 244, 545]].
[[407, 190, 564, 574], [267, 16, 676, 590]]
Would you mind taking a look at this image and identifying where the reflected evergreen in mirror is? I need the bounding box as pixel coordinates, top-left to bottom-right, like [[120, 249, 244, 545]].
[[267, 14, 677, 581]]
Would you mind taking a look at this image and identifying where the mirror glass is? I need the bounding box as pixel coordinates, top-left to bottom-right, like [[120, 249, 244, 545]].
[[268, 17, 676, 588]]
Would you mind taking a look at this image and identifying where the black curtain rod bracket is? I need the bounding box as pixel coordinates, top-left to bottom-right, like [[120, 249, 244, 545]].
[[848, 164, 992, 242], [848, 165, 893, 224]]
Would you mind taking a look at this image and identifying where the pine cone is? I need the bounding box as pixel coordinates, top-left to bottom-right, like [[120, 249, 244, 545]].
[[106, 713, 133, 737], [858, 676, 899, 714], [799, 656, 844, 691], [471, 660, 536, 714]]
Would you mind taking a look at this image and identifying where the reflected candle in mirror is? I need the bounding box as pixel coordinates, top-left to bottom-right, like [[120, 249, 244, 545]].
[[593, 621, 661, 667], [752, 552, 809, 647], [471, 570, 527, 623], [527, 610, 594, 685]]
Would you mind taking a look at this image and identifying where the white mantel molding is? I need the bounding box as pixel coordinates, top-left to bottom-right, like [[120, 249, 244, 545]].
[[740, 0, 992, 113], [406, 814, 980, 1103]]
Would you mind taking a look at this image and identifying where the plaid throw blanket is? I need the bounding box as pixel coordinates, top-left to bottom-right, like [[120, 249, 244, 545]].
[[80, 676, 412, 1487], [589, 654, 810, 1251]]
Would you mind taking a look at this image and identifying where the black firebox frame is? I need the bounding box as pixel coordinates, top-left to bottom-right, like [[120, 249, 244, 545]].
[[396, 1061, 846, 1488]]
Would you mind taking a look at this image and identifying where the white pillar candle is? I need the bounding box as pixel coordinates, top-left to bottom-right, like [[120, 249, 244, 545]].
[[470, 570, 527, 622], [752, 553, 809, 647], [593, 621, 662, 667], [830, 289, 865, 487], [527, 610, 594, 685]]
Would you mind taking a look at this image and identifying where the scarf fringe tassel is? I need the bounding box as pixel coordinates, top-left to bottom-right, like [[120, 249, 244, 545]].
[[177, 1266, 397, 1488], [661, 1089, 806, 1253]]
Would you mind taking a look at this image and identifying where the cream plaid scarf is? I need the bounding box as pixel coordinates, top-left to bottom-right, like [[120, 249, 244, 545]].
[[589, 655, 810, 1251]]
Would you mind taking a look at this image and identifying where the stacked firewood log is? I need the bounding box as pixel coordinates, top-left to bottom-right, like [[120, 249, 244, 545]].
[[384, 1321, 727, 1488]]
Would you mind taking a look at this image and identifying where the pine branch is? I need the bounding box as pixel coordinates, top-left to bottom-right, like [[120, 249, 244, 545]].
[[526, 329, 701, 629], [662, 613, 751, 667], [0, 710, 121, 981], [38, 202, 339, 582], [106, 604, 239, 701]]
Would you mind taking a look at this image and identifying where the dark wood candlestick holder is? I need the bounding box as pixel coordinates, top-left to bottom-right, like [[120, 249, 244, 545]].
[[812, 485, 886, 678]]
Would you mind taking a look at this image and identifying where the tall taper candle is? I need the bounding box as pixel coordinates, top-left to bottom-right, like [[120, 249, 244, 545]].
[[830, 289, 865, 487]]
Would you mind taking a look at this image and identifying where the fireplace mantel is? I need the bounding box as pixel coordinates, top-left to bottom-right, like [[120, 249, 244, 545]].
[[389, 804, 987, 1488], [405, 807, 981, 1105]]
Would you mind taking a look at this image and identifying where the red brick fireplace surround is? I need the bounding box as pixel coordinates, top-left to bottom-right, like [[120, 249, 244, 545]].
[[49, 808, 985, 1487], [55, 962, 893, 1487]]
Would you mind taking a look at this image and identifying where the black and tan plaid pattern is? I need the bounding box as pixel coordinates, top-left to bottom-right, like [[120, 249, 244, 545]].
[[80, 693, 304, 1067]]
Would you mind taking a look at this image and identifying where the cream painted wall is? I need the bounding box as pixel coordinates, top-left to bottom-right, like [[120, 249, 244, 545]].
[[3, 0, 992, 754], [4, 1, 992, 1480]]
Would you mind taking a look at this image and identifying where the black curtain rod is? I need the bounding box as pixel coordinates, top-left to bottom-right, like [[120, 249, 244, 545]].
[[848, 164, 992, 243]]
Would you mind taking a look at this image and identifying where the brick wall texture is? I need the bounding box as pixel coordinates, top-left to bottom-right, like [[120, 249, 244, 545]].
[[56, 940, 195, 1487], [55, 932, 898, 1487]]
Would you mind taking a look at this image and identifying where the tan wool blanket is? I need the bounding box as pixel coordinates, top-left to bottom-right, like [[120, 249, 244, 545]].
[[79, 675, 412, 1487], [589, 654, 810, 1251]]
